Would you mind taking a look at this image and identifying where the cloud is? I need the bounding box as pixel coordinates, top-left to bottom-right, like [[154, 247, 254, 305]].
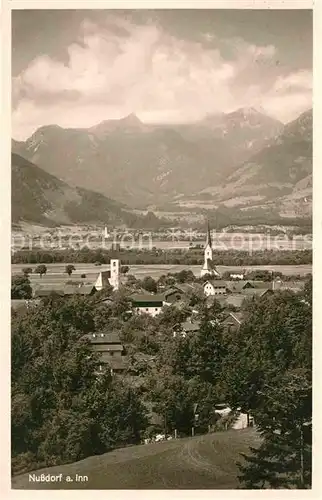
[[273, 70, 312, 93], [12, 15, 312, 139]]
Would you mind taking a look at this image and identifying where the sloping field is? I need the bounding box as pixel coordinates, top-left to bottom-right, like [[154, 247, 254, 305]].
[[12, 429, 261, 489]]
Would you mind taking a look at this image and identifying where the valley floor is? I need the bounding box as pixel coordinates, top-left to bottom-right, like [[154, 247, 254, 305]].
[[12, 428, 260, 490], [11, 263, 312, 280]]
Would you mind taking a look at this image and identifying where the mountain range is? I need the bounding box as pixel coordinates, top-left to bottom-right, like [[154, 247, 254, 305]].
[[12, 107, 312, 224], [195, 109, 312, 217], [11, 153, 160, 228]]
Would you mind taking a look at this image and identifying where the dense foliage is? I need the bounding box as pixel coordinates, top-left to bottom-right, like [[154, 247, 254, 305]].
[[11, 275, 32, 300], [12, 248, 312, 266], [11, 296, 147, 474]]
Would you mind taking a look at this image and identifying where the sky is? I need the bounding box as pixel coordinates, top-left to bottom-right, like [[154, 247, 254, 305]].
[[12, 9, 313, 140]]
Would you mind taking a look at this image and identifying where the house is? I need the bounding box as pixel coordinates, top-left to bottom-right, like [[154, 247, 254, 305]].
[[163, 287, 185, 305], [241, 288, 273, 299], [83, 331, 127, 375], [163, 283, 199, 305], [221, 312, 244, 333], [173, 319, 201, 337], [130, 293, 164, 316], [174, 283, 197, 294], [225, 280, 274, 294], [63, 284, 96, 296], [225, 280, 254, 293], [33, 288, 65, 298], [203, 280, 227, 297], [206, 293, 245, 310]]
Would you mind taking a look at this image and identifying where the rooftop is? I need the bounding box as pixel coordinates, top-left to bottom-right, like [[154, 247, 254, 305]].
[[222, 312, 244, 325], [204, 280, 227, 287], [84, 332, 122, 344], [131, 293, 164, 303], [180, 320, 201, 333], [241, 288, 271, 297]]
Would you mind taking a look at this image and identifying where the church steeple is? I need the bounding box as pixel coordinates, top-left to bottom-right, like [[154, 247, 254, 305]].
[[200, 220, 220, 278], [205, 220, 212, 249]]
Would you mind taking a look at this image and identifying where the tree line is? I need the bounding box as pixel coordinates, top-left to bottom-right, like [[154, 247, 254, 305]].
[[12, 248, 312, 266]]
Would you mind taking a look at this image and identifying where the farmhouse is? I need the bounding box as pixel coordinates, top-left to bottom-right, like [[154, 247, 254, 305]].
[[130, 293, 164, 316], [163, 283, 199, 305], [203, 280, 227, 296], [84, 331, 127, 375]]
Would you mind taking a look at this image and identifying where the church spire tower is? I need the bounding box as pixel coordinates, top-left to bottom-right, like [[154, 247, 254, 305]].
[[200, 220, 219, 278], [204, 220, 213, 263]]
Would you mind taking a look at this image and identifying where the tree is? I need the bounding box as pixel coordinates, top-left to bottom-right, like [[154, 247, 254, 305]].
[[120, 265, 130, 275], [141, 276, 157, 294], [175, 270, 196, 283], [219, 290, 312, 489], [34, 264, 47, 278], [303, 274, 312, 306], [65, 264, 76, 276], [238, 370, 312, 489], [22, 267, 32, 277], [223, 291, 312, 416], [146, 368, 195, 435], [11, 275, 32, 300]]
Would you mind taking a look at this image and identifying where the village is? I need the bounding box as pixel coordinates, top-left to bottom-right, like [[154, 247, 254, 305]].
[[11, 223, 308, 443]]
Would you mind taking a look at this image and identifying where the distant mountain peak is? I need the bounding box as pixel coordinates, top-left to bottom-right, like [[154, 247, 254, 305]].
[[90, 113, 143, 135], [120, 113, 142, 125]]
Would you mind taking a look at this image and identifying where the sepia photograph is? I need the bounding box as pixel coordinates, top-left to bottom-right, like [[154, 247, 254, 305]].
[[10, 5, 312, 490]]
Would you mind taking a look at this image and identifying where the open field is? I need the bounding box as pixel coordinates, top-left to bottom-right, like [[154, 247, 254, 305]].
[[12, 428, 261, 489], [12, 263, 312, 282]]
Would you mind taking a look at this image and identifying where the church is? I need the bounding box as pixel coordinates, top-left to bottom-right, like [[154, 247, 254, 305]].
[[200, 222, 220, 278]]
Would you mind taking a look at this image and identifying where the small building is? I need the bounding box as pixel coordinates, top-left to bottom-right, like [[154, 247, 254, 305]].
[[84, 331, 127, 375], [130, 293, 164, 316], [241, 288, 273, 299], [203, 280, 227, 297], [206, 293, 245, 310], [221, 312, 243, 333], [225, 280, 254, 294], [164, 288, 185, 305], [173, 319, 201, 337], [229, 272, 245, 280], [163, 283, 198, 305]]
